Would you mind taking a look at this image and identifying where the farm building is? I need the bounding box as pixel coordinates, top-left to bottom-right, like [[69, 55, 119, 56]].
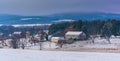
[[65, 31, 86, 40], [51, 31, 65, 43], [51, 37, 65, 43]]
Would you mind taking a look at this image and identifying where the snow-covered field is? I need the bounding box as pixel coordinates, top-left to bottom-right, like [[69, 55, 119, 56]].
[[1, 38, 120, 53], [61, 38, 120, 49], [27, 38, 120, 50], [1, 38, 120, 61], [1, 49, 120, 61]]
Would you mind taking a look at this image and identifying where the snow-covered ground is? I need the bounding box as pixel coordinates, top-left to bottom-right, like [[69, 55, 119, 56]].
[[84, 38, 120, 48], [0, 49, 120, 61], [1, 38, 120, 61], [61, 38, 120, 49], [4, 38, 120, 51]]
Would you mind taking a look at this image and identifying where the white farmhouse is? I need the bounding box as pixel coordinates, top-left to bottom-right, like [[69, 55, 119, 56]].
[[65, 31, 86, 40]]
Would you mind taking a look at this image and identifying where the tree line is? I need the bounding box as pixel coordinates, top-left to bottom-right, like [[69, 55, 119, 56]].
[[48, 19, 120, 38], [0, 25, 49, 37]]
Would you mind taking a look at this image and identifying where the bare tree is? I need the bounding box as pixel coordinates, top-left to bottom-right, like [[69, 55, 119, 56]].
[[102, 21, 113, 44], [20, 31, 31, 49], [86, 21, 100, 44], [11, 36, 20, 49], [38, 29, 44, 50], [90, 35, 97, 44], [57, 40, 64, 48]]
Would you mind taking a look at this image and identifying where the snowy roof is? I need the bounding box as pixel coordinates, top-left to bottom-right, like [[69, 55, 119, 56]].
[[13, 32, 21, 34], [66, 31, 83, 35], [51, 37, 64, 40]]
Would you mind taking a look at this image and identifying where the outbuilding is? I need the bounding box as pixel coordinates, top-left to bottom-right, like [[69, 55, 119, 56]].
[[51, 37, 65, 43]]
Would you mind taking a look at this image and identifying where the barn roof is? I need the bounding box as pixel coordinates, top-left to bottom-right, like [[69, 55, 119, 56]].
[[65, 31, 83, 35]]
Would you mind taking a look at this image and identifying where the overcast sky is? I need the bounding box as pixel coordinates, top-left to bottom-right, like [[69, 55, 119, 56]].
[[0, 0, 119, 16]]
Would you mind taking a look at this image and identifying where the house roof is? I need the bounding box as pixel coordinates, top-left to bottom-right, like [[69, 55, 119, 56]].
[[66, 31, 83, 35]]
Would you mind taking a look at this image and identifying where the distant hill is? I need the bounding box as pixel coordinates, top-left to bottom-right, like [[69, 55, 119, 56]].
[[50, 12, 120, 20], [0, 12, 120, 25]]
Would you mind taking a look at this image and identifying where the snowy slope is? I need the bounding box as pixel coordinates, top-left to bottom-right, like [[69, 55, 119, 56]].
[[0, 49, 120, 61]]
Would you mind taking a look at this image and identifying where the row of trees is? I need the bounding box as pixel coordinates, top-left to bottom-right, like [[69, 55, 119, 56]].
[[0, 25, 49, 37], [49, 20, 120, 39]]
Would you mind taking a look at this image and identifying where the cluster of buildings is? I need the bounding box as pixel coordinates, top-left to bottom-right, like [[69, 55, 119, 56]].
[[0, 29, 87, 48], [50, 31, 86, 43]]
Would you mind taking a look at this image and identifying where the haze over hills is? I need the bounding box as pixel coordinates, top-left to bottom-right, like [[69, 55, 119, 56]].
[[0, 12, 120, 25]]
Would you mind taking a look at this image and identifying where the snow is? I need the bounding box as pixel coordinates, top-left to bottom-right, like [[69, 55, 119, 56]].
[[0, 49, 120, 61], [42, 42, 60, 49], [21, 18, 33, 20], [12, 24, 51, 27], [85, 38, 120, 48], [53, 19, 74, 23], [21, 18, 40, 20], [4, 38, 120, 50], [66, 31, 83, 35], [56, 38, 120, 50], [1, 38, 120, 61], [51, 37, 65, 40], [28, 42, 59, 49]]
